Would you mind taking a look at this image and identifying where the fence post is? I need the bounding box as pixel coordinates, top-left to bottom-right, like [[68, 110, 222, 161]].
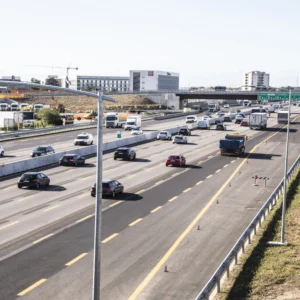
[[216, 274, 221, 293], [226, 261, 230, 278], [235, 251, 238, 264]]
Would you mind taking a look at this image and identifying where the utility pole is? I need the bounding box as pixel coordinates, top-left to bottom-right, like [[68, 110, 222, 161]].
[[66, 67, 78, 88]]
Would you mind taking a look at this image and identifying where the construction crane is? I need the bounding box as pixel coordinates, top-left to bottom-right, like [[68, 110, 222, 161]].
[[25, 65, 79, 87]]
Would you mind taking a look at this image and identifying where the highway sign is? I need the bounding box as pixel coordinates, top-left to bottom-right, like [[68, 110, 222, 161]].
[[258, 93, 300, 101]]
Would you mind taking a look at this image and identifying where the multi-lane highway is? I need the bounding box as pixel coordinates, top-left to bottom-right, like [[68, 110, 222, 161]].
[[0, 113, 208, 164], [0, 108, 299, 300]]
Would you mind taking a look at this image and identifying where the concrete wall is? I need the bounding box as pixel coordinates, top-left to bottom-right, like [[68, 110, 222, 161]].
[[0, 126, 182, 177]]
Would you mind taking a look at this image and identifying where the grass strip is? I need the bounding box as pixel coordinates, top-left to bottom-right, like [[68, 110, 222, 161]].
[[215, 168, 300, 300]]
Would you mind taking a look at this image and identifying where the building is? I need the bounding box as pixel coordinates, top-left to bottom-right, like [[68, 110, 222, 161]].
[[77, 75, 129, 92], [129, 70, 179, 92], [1, 76, 21, 81], [242, 71, 270, 91], [45, 75, 63, 87]]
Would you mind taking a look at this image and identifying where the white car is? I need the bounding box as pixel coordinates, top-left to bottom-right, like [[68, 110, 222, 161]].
[[202, 116, 216, 125], [224, 104, 230, 108], [131, 128, 143, 135], [157, 130, 172, 140], [0, 146, 4, 157], [173, 135, 188, 144], [235, 114, 245, 121], [74, 133, 94, 146]]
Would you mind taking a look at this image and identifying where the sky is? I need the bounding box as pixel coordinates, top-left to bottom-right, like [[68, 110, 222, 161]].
[[1, 0, 300, 87]]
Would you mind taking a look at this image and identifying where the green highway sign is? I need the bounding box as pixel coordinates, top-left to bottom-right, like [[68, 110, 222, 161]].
[[258, 93, 300, 101]]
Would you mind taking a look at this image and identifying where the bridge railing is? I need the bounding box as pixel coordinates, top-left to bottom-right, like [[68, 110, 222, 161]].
[[195, 155, 300, 300]]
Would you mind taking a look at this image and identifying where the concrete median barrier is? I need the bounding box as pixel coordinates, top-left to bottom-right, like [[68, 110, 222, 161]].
[[0, 126, 182, 177]]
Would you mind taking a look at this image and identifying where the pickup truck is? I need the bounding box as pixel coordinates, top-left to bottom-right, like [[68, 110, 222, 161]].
[[219, 134, 247, 156]]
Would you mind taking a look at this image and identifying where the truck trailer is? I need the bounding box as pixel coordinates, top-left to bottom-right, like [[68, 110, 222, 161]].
[[105, 112, 127, 128], [277, 111, 290, 124], [249, 113, 268, 130], [124, 116, 142, 131], [219, 134, 247, 156], [0, 111, 23, 128]]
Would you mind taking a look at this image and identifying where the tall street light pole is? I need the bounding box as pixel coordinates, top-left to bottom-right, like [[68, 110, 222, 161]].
[[66, 67, 78, 88], [0, 80, 114, 298], [268, 89, 291, 247], [92, 91, 103, 300]]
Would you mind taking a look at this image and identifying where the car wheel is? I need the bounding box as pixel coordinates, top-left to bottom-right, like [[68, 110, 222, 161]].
[[36, 183, 40, 189], [46, 180, 50, 187], [91, 141, 93, 145], [133, 154, 136, 160], [114, 157, 116, 160], [18, 184, 22, 189], [75, 162, 78, 166], [166, 164, 168, 167], [0, 151, 4, 157], [120, 188, 124, 194], [82, 160, 85, 165]]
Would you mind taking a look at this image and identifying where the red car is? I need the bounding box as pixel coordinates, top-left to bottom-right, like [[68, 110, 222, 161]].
[[166, 155, 186, 167]]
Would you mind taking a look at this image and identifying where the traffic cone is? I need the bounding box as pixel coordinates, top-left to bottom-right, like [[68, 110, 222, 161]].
[[216, 199, 219, 204], [197, 225, 201, 230], [164, 265, 168, 272]]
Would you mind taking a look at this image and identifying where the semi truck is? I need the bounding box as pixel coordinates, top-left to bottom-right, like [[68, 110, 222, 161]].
[[219, 133, 247, 156], [208, 103, 220, 112], [243, 100, 252, 107], [0, 111, 23, 128], [277, 111, 290, 124], [105, 112, 127, 128], [249, 113, 268, 130], [124, 116, 142, 131]]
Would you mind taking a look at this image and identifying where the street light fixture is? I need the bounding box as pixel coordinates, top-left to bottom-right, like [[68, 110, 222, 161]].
[[0, 80, 115, 299]]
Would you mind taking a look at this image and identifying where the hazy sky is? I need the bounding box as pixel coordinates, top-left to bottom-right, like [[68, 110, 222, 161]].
[[1, 0, 299, 87]]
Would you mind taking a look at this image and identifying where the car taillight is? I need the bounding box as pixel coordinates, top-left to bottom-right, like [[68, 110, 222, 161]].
[[33, 179, 38, 182], [70, 159, 74, 162], [106, 187, 111, 191]]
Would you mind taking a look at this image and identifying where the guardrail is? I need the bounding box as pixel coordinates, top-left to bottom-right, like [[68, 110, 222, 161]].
[[195, 155, 300, 300], [0, 115, 155, 141], [0, 121, 98, 140]]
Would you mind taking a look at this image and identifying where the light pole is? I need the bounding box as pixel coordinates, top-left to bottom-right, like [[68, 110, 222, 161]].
[[268, 89, 291, 246], [0, 80, 115, 298], [92, 91, 103, 300]]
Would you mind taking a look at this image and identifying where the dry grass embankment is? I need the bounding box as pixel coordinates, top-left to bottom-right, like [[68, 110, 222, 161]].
[[215, 168, 300, 300], [19, 94, 160, 112]]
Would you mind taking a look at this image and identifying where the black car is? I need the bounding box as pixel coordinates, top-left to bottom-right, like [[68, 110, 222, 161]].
[[114, 147, 136, 160], [223, 116, 232, 122], [31, 146, 55, 157], [59, 154, 85, 166], [91, 180, 124, 198], [18, 172, 50, 189], [178, 128, 191, 136]]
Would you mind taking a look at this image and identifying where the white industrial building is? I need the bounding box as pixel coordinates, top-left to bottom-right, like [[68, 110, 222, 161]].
[[129, 70, 179, 92], [76, 75, 129, 92], [242, 71, 270, 91]]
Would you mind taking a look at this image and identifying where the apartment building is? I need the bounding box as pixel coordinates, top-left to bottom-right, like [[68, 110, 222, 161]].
[[242, 71, 270, 91]]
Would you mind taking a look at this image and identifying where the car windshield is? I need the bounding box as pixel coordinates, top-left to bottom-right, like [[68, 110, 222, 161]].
[[176, 136, 183, 139], [179, 129, 187, 132], [77, 136, 88, 140], [160, 132, 167, 135], [117, 149, 128, 153], [35, 147, 47, 151], [102, 183, 110, 188], [62, 155, 75, 160], [169, 156, 179, 160], [21, 174, 37, 180]]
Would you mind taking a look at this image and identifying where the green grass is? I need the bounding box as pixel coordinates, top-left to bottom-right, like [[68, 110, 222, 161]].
[[215, 168, 300, 300]]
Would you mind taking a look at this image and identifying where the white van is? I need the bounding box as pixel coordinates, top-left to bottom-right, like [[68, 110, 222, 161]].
[[185, 115, 198, 124], [197, 120, 210, 129], [34, 104, 44, 111]]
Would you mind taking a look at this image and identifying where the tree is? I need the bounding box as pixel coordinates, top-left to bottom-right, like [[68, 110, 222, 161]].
[[111, 88, 118, 92], [37, 108, 63, 126], [31, 78, 41, 90], [45, 77, 60, 86], [31, 78, 41, 84]]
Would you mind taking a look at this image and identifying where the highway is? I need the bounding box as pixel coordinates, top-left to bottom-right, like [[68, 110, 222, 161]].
[[0, 108, 298, 299], [0, 112, 209, 164]]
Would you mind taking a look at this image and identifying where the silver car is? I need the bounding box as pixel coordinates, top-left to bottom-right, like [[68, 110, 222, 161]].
[[157, 131, 172, 140], [173, 135, 188, 144]]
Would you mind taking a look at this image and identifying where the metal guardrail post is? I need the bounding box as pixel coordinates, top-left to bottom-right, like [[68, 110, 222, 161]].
[[216, 275, 221, 293], [247, 231, 251, 244], [225, 262, 230, 278]]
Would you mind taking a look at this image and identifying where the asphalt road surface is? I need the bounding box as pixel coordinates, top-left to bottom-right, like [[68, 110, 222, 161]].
[[0, 109, 298, 300]]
